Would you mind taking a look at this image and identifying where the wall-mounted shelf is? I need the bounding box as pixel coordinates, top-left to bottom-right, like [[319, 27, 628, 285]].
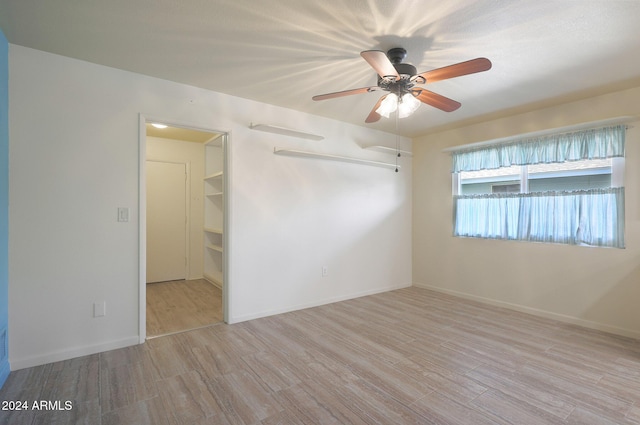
[[364, 145, 413, 157], [204, 227, 223, 235], [206, 192, 224, 197], [274, 148, 399, 170], [250, 123, 324, 141]]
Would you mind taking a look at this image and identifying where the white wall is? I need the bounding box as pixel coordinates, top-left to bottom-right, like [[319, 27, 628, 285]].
[[146, 136, 206, 280], [413, 87, 640, 339], [8, 45, 412, 368]]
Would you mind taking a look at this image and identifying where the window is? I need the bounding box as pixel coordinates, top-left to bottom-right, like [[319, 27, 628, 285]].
[[452, 125, 625, 248], [491, 183, 520, 194]]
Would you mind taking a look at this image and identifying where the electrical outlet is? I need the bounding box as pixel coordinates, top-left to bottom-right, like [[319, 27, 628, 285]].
[[94, 301, 106, 317], [322, 266, 328, 277]]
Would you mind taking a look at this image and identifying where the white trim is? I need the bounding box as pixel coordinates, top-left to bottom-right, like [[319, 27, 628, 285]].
[[414, 282, 640, 340], [138, 115, 147, 343], [451, 172, 460, 196], [11, 336, 140, 371], [442, 116, 637, 153], [228, 283, 411, 324], [139, 114, 232, 341], [219, 132, 231, 324], [519, 165, 528, 193], [611, 157, 625, 188]]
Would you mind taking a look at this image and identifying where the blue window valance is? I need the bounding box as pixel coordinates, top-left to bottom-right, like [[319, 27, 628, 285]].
[[452, 125, 625, 173]]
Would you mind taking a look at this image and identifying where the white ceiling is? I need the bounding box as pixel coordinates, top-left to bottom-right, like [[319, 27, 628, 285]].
[[2, 0, 640, 137]]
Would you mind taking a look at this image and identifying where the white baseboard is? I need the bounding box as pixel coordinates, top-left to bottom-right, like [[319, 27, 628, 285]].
[[10, 336, 140, 371], [413, 282, 640, 340], [228, 283, 412, 324], [203, 273, 223, 290]]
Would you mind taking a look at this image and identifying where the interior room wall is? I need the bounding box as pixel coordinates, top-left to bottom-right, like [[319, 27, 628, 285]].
[[146, 136, 206, 280], [8, 45, 412, 369], [413, 86, 640, 339]]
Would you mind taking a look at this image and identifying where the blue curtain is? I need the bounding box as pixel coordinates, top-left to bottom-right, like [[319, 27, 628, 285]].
[[454, 188, 625, 248], [452, 125, 625, 172]]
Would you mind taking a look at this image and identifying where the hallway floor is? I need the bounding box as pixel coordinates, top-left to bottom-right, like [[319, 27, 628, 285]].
[[146, 279, 223, 337]]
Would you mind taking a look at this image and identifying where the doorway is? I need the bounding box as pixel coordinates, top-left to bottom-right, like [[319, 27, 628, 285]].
[[140, 117, 228, 339]]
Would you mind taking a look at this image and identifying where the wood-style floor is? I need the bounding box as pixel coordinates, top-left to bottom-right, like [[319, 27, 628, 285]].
[[2, 287, 640, 424], [146, 279, 223, 337]]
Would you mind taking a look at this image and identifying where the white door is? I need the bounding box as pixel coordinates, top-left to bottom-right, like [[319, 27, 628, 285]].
[[146, 161, 187, 283]]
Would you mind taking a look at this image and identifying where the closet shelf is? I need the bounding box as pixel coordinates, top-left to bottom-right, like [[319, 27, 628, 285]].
[[206, 243, 223, 253], [364, 145, 413, 157], [204, 227, 223, 235], [204, 134, 224, 147], [206, 192, 224, 197], [250, 123, 324, 141], [273, 148, 399, 170], [204, 171, 223, 180]]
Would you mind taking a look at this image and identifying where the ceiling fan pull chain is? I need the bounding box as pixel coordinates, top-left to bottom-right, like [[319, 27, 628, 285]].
[[395, 109, 400, 173]]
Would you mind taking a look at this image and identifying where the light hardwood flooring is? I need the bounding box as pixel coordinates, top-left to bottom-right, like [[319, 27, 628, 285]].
[[146, 279, 223, 337], [2, 287, 640, 424]]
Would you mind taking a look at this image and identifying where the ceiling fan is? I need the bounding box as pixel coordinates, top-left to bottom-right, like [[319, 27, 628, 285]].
[[312, 48, 492, 123]]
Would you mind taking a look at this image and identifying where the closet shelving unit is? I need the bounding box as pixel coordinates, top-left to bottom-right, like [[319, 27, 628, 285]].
[[203, 137, 224, 289]]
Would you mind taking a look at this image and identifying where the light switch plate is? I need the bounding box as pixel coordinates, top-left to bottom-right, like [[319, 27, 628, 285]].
[[117, 207, 129, 222]]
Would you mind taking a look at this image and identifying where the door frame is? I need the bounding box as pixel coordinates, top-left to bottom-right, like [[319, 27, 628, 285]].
[[138, 114, 231, 342]]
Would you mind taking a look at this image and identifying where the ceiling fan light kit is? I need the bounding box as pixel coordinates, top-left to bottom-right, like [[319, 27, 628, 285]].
[[398, 93, 421, 118], [376, 93, 398, 118], [312, 47, 492, 123]]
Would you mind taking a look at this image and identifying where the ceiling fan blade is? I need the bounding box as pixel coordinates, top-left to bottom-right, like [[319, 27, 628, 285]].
[[312, 86, 378, 101], [365, 95, 386, 123], [414, 57, 492, 84], [415, 89, 461, 112], [360, 50, 400, 81]]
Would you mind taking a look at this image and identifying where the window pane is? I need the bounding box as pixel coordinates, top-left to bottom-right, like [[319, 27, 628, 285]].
[[529, 174, 611, 192], [492, 183, 521, 194], [528, 159, 611, 192], [459, 165, 520, 195]]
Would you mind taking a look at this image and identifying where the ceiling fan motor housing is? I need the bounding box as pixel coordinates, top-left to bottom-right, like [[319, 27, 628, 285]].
[[387, 47, 407, 64], [376, 47, 419, 94], [393, 63, 417, 77]]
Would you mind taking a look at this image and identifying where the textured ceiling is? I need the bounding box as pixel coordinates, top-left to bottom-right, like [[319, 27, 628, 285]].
[[2, 0, 640, 137]]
